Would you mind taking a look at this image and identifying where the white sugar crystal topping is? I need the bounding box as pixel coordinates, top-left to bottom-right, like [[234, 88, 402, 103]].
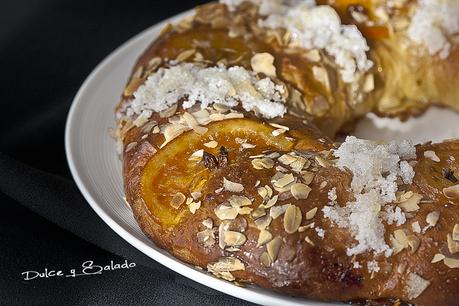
[[367, 260, 380, 274], [126, 63, 287, 120], [322, 136, 416, 257], [383, 205, 406, 226], [334, 136, 416, 202], [408, 0, 459, 59], [254, 0, 373, 83]]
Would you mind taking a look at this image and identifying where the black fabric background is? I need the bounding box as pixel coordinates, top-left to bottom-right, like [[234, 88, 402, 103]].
[[0, 1, 254, 305]]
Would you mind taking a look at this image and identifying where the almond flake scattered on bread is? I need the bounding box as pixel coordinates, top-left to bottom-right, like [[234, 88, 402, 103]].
[[251, 52, 277, 77], [405, 273, 431, 299], [223, 177, 244, 193]]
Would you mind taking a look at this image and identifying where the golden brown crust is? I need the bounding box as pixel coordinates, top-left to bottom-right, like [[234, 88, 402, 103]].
[[115, 1, 459, 305], [122, 112, 459, 305]]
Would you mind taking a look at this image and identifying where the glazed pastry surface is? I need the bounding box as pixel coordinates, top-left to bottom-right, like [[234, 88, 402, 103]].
[[115, 1, 459, 305]]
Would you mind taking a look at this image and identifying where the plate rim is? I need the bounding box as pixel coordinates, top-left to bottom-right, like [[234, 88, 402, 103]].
[[64, 9, 340, 306]]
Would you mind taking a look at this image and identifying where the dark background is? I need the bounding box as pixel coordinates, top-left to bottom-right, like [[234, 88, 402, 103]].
[[0, 1, 254, 305]]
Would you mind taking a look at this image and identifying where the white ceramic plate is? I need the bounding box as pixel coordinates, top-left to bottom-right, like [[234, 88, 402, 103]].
[[65, 9, 459, 306]]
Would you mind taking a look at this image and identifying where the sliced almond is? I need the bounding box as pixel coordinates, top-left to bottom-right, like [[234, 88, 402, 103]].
[[175, 48, 196, 62], [391, 229, 408, 254], [263, 195, 279, 209], [125, 142, 138, 153], [162, 123, 188, 147], [224, 231, 247, 246], [251, 206, 266, 219], [426, 211, 440, 227], [304, 236, 315, 246], [193, 110, 211, 126], [265, 185, 273, 198], [237, 207, 253, 215], [272, 128, 287, 137], [259, 252, 272, 267], [290, 183, 312, 200], [397, 262, 407, 274], [278, 154, 297, 165], [266, 236, 282, 262], [298, 225, 308, 232], [266, 152, 281, 159], [202, 218, 213, 229], [213, 103, 231, 113], [140, 121, 157, 134], [251, 159, 264, 170], [214, 203, 239, 220], [124, 77, 143, 96], [203, 140, 218, 148], [444, 257, 459, 268], [170, 192, 186, 209], [398, 193, 423, 212], [250, 52, 276, 77], [453, 224, 459, 241], [159, 104, 178, 118], [405, 273, 431, 299], [303, 49, 320, 62], [301, 171, 315, 185], [197, 229, 216, 247], [319, 181, 328, 189], [276, 165, 288, 173], [260, 157, 275, 169], [241, 142, 256, 149], [312, 66, 330, 91], [189, 149, 204, 161], [431, 253, 446, 263], [290, 156, 309, 172], [182, 111, 199, 127], [305, 207, 318, 220], [223, 178, 244, 193], [192, 125, 208, 135], [252, 157, 275, 169], [207, 257, 245, 273], [399, 191, 414, 202], [315, 156, 329, 168], [228, 195, 252, 207], [362, 73, 374, 93], [447, 234, 459, 254], [189, 201, 201, 214], [283, 204, 302, 234], [254, 215, 272, 230], [270, 204, 289, 219], [218, 220, 231, 249], [147, 56, 161, 70], [274, 173, 295, 188], [257, 186, 268, 199], [269, 123, 289, 131], [412, 221, 421, 234], [191, 191, 202, 200], [443, 184, 459, 199], [407, 234, 420, 253], [257, 229, 273, 247], [424, 150, 440, 162]]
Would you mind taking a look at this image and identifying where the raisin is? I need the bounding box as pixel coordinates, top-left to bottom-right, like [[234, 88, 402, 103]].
[[202, 151, 218, 169], [217, 146, 229, 167]]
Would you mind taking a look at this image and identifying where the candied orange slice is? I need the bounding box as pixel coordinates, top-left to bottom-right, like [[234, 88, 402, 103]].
[[141, 118, 294, 228]]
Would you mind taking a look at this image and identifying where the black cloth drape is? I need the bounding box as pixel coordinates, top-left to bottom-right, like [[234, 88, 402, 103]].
[[0, 1, 253, 305]]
